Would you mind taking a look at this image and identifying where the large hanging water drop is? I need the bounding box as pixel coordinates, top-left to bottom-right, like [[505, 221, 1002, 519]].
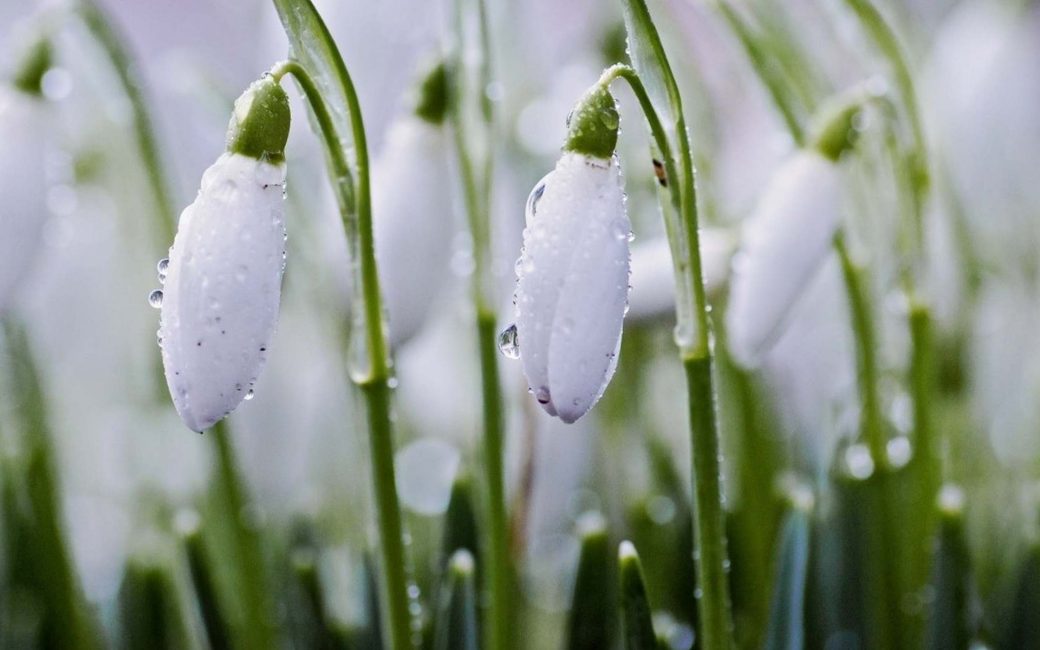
[[498, 323, 520, 359], [148, 289, 164, 309]]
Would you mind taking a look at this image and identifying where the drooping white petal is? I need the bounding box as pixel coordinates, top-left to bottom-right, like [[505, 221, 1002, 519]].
[[160, 153, 286, 432], [515, 152, 630, 423], [627, 229, 736, 323], [373, 117, 453, 347], [726, 150, 842, 368], [0, 90, 47, 313]]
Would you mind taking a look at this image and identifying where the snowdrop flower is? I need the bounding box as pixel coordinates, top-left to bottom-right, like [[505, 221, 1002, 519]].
[[512, 85, 630, 423], [0, 38, 51, 314], [726, 100, 861, 368], [158, 77, 290, 432], [374, 63, 453, 347], [627, 229, 736, 324]]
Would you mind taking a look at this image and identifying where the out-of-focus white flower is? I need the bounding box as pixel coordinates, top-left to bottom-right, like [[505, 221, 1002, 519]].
[[972, 278, 1040, 469], [159, 78, 290, 432], [925, 1, 1040, 272], [374, 116, 452, 347], [726, 150, 842, 368], [627, 229, 736, 323], [0, 38, 51, 314], [0, 88, 47, 314], [513, 85, 630, 423], [760, 255, 857, 474]]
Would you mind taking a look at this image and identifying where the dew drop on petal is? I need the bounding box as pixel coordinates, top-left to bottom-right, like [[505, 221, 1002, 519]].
[[157, 257, 169, 276], [535, 386, 551, 405], [244, 389, 255, 401], [525, 173, 551, 221], [148, 289, 164, 308], [498, 323, 520, 359]]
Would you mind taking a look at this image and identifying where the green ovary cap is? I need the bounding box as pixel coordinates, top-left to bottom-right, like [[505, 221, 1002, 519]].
[[414, 60, 450, 125], [563, 84, 619, 160], [12, 37, 52, 98], [226, 76, 290, 163], [810, 97, 864, 162]]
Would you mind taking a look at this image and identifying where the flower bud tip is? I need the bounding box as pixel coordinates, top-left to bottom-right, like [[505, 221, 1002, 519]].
[[413, 60, 450, 125], [563, 84, 619, 159], [11, 36, 52, 98], [226, 77, 290, 163]]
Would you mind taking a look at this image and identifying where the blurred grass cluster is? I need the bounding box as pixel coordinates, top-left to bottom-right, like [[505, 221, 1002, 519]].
[[1, 0, 1039, 648]]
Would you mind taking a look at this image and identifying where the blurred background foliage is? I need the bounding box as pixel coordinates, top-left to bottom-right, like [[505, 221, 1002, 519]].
[[0, 0, 1037, 647]]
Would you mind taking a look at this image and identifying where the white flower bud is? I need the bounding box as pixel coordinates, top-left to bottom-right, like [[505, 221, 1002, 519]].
[[374, 116, 453, 347], [0, 89, 47, 313], [159, 153, 287, 432], [513, 152, 631, 423], [726, 150, 842, 368]]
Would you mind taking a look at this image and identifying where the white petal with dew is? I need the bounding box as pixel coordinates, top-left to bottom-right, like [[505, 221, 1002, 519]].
[[373, 117, 453, 347], [515, 153, 630, 423], [0, 91, 47, 314], [726, 150, 841, 368], [160, 153, 287, 432]]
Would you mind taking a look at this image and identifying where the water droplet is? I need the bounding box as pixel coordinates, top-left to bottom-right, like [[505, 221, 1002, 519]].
[[157, 257, 169, 277], [646, 495, 675, 525], [498, 323, 520, 359], [525, 173, 551, 221], [156, 329, 163, 348], [535, 386, 551, 405], [886, 436, 912, 468], [244, 389, 255, 401], [599, 107, 619, 130], [148, 289, 164, 308], [611, 218, 631, 242], [844, 443, 875, 480]]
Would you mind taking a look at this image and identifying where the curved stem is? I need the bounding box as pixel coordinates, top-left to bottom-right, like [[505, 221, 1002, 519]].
[[599, 62, 732, 649], [77, 0, 176, 244], [841, 0, 927, 191], [270, 59, 411, 650], [714, 0, 805, 145]]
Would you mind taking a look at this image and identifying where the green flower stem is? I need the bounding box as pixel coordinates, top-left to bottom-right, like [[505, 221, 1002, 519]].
[[360, 378, 413, 650], [210, 420, 276, 648], [476, 310, 509, 650], [447, 1, 510, 646], [842, 0, 940, 494], [834, 235, 885, 466], [268, 59, 410, 650], [77, 0, 177, 244], [835, 236, 906, 650], [714, 0, 805, 145], [597, 61, 732, 649], [909, 304, 938, 492]]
